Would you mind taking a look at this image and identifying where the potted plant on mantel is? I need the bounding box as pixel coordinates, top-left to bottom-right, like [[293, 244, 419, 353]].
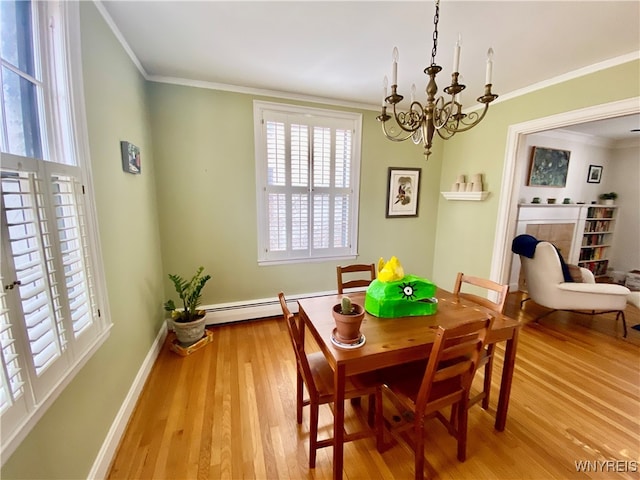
[[164, 266, 212, 347], [332, 296, 365, 344], [599, 192, 618, 205]]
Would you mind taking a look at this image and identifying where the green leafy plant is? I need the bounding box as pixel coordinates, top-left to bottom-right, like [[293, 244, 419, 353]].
[[340, 296, 354, 315], [599, 192, 618, 200], [163, 266, 211, 323]]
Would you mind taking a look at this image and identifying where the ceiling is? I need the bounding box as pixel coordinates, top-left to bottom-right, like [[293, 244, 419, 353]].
[[99, 1, 640, 141]]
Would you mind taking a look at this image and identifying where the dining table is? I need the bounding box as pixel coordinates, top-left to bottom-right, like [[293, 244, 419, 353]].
[[297, 288, 522, 480]]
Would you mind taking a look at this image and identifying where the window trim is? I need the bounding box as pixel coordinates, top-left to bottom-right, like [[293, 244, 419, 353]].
[[0, 1, 112, 461], [253, 101, 362, 266]]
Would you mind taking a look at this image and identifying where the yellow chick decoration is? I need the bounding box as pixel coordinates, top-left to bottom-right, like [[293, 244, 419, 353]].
[[377, 256, 405, 283]]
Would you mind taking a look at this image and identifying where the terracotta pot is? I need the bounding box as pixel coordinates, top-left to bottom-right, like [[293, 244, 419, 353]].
[[332, 303, 365, 343]]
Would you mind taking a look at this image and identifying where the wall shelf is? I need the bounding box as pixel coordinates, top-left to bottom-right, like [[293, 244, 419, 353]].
[[441, 191, 490, 201]]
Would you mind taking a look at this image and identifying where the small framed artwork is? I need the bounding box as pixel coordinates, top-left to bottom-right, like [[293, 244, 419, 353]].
[[527, 146, 570, 187], [587, 164, 603, 184], [386, 167, 421, 218], [121, 141, 141, 174]]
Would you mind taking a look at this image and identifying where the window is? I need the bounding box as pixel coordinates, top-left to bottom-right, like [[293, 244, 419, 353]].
[[0, 1, 110, 459], [254, 101, 362, 264]]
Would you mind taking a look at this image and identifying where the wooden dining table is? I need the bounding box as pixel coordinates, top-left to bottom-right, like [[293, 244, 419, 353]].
[[297, 288, 521, 480]]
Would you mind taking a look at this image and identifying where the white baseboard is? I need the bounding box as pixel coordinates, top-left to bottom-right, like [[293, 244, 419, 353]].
[[88, 322, 168, 480]]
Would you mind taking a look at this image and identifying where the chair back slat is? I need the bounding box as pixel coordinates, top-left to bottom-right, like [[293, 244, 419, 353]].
[[453, 272, 509, 314], [337, 263, 376, 294]]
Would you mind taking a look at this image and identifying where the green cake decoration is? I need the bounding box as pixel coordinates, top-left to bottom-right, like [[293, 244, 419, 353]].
[[365, 257, 438, 318]]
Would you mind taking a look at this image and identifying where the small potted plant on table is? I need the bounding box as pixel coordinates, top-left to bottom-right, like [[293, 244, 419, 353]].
[[164, 266, 211, 347], [332, 296, 365, 344]]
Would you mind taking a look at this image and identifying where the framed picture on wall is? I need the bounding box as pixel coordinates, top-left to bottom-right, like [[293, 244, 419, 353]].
[[386, 167, 421, 217], [121, 141, 141, 174], [587, 164, 603, 183], [527, 146, 570, 187]]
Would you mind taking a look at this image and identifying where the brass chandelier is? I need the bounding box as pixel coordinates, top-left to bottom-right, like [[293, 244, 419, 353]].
[[377, 0, 498, 159]]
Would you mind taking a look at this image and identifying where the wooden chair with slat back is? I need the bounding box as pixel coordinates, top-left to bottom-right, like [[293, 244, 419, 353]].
[[453, 272, 509, 410], [336, 263, 376, 294], [277, 292, 383, 468], [380, 318, 491, 480]]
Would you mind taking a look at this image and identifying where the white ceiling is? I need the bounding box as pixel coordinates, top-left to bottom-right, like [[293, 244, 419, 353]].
[[99, 0, 640, 141]]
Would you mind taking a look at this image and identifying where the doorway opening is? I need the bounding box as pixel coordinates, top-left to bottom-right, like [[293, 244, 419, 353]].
[[489, 97, 640, 288]]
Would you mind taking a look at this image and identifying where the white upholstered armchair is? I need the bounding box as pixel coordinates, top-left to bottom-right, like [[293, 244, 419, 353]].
[[517, 240, 630, 337]]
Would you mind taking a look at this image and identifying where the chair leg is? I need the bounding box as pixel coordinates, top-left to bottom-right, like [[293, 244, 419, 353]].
[[414, 419, 426, 480], [296, 374, 304, 424], [367, 393, 375, 427], [457, 400, 469, 462], [309, 402, 319, 468], [449, 403, 459, 432], [375, 388, 384, 451], [617, 310, 627, 338], [482, 346, 495, 410]]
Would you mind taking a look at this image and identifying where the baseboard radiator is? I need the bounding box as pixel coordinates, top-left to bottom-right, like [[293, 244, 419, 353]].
[[200, 289, 346, 325]]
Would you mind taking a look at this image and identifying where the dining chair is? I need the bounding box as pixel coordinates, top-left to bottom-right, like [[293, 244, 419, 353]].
[[380, 318, 491, 480], [336, 263, 376, 294], [277, 292, 383, 468], [452, 272, 509, 410]]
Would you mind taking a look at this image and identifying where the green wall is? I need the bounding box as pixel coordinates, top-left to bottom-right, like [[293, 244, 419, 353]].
[[1, 1, 637, 478], [432, 60, 640, 290], [1, 3, 165, 479], [149, 83, 438, 303]]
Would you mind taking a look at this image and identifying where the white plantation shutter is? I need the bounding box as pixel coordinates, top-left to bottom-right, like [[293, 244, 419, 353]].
[[2, 170, 63, 379], [0, 269, 28, 419], [0, 161, 102, 407], [255, 102, 362, 263]]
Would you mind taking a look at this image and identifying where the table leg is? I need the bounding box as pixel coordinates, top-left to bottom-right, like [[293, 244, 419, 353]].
[[495, 328, 519, 431], [333, 364, 346, 480], [297, 318, 305, 424]]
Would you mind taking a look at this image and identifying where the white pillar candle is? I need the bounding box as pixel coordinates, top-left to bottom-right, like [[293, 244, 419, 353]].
[[452, 35, 461, 73], [392, 47, 399, 85], [485, 48, 494, 85], [411, 83, 416, 104], [382, 76, 388, 106]]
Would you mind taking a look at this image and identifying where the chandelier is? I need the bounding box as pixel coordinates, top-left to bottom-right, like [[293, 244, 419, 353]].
[[377, 0, 498, 159]]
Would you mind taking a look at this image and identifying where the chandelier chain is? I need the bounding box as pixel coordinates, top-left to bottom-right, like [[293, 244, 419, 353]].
[[431, 0, 440, 65]]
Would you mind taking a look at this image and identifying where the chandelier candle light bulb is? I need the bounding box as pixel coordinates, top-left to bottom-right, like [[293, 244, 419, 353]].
[[382, 76, 388, 107], [392, 47, 399, 85], [453, 34, 461, 73], [486, 48, 494, 84]]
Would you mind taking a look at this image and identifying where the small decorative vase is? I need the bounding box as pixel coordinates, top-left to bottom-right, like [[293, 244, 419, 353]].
[[332, 303, 365, 343], [604, 199, 614, 205], [172, 315, 206, 347]]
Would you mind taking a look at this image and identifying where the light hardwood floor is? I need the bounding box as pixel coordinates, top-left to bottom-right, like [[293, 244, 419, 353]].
[[107, 292, 640, 479]]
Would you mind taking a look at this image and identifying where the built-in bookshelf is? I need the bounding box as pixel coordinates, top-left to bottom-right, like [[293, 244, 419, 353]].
[[578, 206, 617, 277]]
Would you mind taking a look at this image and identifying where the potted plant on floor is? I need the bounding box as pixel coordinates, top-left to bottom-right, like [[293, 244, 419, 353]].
[[164, 266, 212, 347], [332, 296, 365, 343]]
